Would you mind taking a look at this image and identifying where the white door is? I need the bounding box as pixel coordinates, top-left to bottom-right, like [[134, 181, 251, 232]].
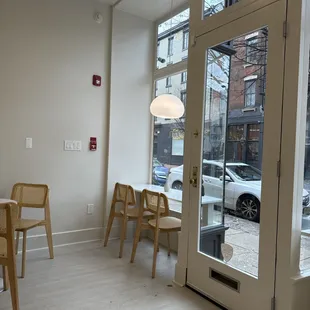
[[185, 1, 286, 309]]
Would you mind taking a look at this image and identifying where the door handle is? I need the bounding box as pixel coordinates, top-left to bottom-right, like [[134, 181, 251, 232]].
[[190, 166, 198, 188]]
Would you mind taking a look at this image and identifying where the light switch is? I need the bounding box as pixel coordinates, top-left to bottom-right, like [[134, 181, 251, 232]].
[[73, 141, 82, 151], [64, 140, 73, 151], [64, 140, 82, 151], [26, 138, 32, 149]]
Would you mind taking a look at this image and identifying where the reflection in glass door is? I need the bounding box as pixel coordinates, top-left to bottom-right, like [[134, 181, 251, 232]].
[[185, 2, 286, 308], [199, 28, 268, 277]]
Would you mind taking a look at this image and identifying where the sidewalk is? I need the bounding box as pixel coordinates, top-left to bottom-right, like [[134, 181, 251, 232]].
[[223, 214, 310, 275]]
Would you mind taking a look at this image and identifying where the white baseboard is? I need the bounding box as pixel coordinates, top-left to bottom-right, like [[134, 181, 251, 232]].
[[16, 227, 104, 252], [15, 221, 138, 253]]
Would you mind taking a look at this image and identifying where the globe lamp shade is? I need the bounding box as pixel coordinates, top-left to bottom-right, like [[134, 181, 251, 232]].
[[150, 94, 185, 119]]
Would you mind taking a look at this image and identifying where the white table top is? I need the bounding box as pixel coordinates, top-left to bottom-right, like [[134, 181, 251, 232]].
[[132, 184, 222, 205], [0, 199, 17, 204]]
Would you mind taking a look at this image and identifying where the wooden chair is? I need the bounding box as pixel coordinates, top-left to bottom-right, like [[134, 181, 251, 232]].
[[130, 189, 182, 278], [0, 202, 20, 310], [12, 183, 54, 278], [104, 183, 154, 258]]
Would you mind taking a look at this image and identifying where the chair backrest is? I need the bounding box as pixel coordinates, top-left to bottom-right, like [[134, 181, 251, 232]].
[[11, 183, 49, 209], [0, 203, 17, 242], [142, 189, 169, 218], [113, 183, 136, 206]]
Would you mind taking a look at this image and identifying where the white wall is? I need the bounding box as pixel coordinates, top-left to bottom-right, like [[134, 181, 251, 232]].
[[0, 0, 111, 248], [106, 9, 154, 238]]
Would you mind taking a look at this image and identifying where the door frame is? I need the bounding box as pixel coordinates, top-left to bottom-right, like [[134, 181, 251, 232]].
[[274, 0, 310, 309], [175, 1, 287, 309]]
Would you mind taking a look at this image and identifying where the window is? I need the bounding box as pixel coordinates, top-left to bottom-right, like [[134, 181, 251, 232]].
[[157, 8, 189, 69], [246, 37, 258, 64], [182, 30, 189, 50], [172, 137, 184, 156], [300, 54, 310, 272], [206, 164, 223, 178], [204, 0, 226, 19], [168, 37, 174, 56], [166, 76, 172, 87], [228, 125, 244, 141], [180, 91, 187, 105], [203, 164, 211, 176], [153, 72, 187, 186], [244, 80, 256, 107], [181, 71, 187, 83], [214, 166, 224, 179]]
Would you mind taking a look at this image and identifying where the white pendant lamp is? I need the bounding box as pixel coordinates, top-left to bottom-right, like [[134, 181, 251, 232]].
[[150, 0, 185, 119], [150, 94, 185, 119]]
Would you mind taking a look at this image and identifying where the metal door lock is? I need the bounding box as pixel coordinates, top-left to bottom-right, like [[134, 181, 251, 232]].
[[190, 166, 198, 187]]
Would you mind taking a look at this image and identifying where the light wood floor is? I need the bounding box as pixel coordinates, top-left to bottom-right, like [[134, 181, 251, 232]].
[[0, 239, 220, 310]]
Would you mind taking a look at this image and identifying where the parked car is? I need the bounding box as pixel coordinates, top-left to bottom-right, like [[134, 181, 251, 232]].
[[168, 160, 310, 222], [152, 158, 169, 186]]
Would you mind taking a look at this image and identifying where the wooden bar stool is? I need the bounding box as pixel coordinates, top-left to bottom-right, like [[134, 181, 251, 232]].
[[130, 189, 181, 278], [104, 183, 154, 258], [0, 202, 20, 310]]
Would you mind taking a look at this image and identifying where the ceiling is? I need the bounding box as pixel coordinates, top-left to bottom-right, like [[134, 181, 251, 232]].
[[99, 0, 188, 21]]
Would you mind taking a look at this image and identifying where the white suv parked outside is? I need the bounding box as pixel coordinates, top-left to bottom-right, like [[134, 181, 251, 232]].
[[168, 160, 310, 222]]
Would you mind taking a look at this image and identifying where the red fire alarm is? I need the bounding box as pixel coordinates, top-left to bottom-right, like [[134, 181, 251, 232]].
[[92, 75, 101, 87], [89, 137, 97, 151]]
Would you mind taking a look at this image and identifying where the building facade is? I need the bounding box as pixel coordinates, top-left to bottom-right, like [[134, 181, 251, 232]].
[[154, 16, 267, 170]]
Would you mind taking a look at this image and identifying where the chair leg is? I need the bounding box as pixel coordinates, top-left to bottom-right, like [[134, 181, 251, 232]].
[[15, 232, 20, 255], [45, 222, 54, 259], [152, 229, 160, 279], [104, 207, 115, 247], [7, 263, 19, 310], [21, 231, 27, 278], [7, 249, 19, 310], [119, 216, 128, 258], [167, 232, 171, 257], [3, 266, 9, 291], [130, 219, 142, 263]]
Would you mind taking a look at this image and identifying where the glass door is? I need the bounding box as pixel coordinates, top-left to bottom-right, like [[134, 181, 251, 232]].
[[185, 2, 286, 309]]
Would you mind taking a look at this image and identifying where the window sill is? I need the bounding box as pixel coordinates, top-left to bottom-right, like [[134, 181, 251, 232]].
[[168, 200, 182, 214]]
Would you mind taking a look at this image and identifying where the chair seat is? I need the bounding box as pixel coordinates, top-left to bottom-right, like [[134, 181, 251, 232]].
[[120, 208, 153, 218], [148, 216, 181, 230], [0, 238, 7, 257], [15, 219, 43, 231]]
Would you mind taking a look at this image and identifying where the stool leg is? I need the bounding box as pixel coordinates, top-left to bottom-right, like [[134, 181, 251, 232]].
[[3, 266, 9, 291], [15, 232, 20, 255], [152, 229, 160, 279], [119, 216, 128, 258], [21, 231, 27, 278], [167, 232, 171, 257]]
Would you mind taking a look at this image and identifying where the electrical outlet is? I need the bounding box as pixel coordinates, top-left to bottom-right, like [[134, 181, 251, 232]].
[[87, 204, 94, 215]]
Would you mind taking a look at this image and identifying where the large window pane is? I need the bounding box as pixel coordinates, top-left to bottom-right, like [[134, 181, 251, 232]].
[[196, 27, 268, 278], [152, 71, 187, 187], [157, 9, 189, 70], [300, 54, 310, 272]]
